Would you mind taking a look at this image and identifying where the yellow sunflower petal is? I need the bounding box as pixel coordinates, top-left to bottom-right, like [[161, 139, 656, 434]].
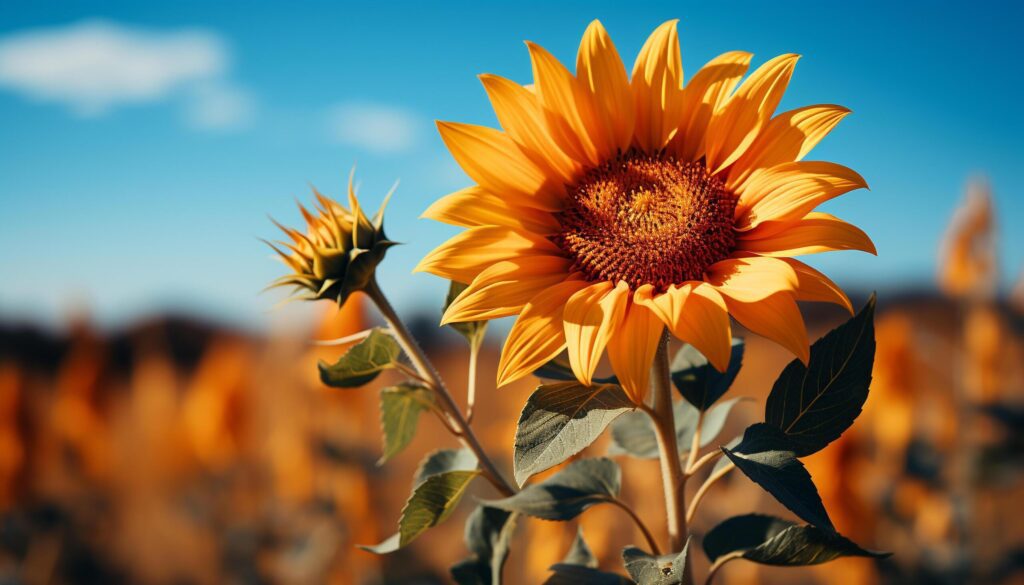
[[606, 298, 663, 403], [674, 51, 752, 162], [576, 20, 635, 153], [437, 121, 563, 211], [415, 226, 561, 283], [704, 53, 800, 175], [736, 161, 867, 229], [780, 258, 853, 314], [442, 256, 573, 323], [706, 256, 798, 303], [727, 105, 851, 192], [421, 185, 562, 234], [479, 74, 581, 183], [636, 283, 732, 372], [527, 40, 605, 165], [736, 211, 877, 256], [563, 281, 629, 385], [630, 19, 684, 151], [497, 279, 590, 387], [724, 291, 810, 364]]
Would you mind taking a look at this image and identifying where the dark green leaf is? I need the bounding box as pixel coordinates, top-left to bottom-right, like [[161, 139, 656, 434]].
[[703, 514, 890, 566], [562, 527, 597, 568], [451, 506, 519, 585], [445, 281, 488, 348], [765, 296, 876, 456], [545, 564, 633, 584], [671, 339, 744, 410], [318, 328, 401, 388], [361, 449, 479, 554], [378, 383, 434, 464], [514, 382, 634, 485], [622, 540, 691, 585], [710, 435, 742, 476], [608, 399, 746, 460], [484, 458, 620, 521], [723, 424, 833, 531]]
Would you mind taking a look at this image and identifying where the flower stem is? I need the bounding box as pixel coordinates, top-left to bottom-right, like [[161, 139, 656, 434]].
[[685, 409, 704, 474], [686, 461, 734, 523], [365, 279, 515, 497], [648, 329, 688, 553], [704, 551, 743, 585], [465, 341, 480, 424], [608, 497, 662, 555]]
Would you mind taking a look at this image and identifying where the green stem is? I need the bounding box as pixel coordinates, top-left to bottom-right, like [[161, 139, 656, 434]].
[[704, 551, 743, 585], [609, 498, 662, 556], [366, 279, 515, 497], [648, 329, 688, 553], [686, 461, 734, 523], [685, 409, 704, 474], [465, 341, 481, 424]]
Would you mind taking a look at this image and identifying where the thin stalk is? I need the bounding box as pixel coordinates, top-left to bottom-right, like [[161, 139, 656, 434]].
[[684, 409, 704, 474], [648, 329, 688, 552], [311, 328, 378, 346], [704, 551, 743, 585], [609, 498, 662, 556], [465, 341, 481, 424], [687, 449, 724, 478], [365, 279, 515, 497], [686, 461, 735, 523]]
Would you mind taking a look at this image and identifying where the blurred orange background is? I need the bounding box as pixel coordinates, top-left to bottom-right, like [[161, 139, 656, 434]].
[[1, 182, 1022, 584]]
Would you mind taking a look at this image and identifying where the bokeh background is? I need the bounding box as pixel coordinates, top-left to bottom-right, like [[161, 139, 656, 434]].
[[1, 1, 1022, 584]]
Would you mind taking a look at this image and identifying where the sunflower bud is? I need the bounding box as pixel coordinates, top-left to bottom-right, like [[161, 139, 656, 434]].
[[266, 171, 397, 305]]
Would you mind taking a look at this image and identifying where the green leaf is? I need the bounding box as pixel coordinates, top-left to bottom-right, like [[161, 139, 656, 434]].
[[318, 328, 401, 388], [622, 540, 691, 585], [562, 527, 598, 568], [678, 398, 748, 454], [450, 506, 519, 585], [378, 382, 435, 464], [360, 448, 479, 554], [445, 281, 488, 348], [703, 514, 891, 566], [358, 533, 400, 555], [764, 295, 876, 456], [484, 458, 620, 521], [398, 469, 479, 546], [514, 381, 634, 485], [722, 424, 833, 531], [545, 565, 633, 584], [671, 339, 744, 410], [608, 398, 746, 460], [607, 410, 659, 459], [415, 448, 479, 485]]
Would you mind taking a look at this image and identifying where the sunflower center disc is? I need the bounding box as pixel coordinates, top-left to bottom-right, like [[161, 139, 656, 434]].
[[552, 151, 738, 291]]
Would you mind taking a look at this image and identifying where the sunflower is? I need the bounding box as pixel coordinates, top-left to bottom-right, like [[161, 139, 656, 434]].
[[416, 20, 875, 403]]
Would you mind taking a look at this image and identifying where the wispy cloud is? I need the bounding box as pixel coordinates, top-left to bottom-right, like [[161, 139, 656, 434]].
[[0, 19, 254, 129], [326, 102, 421, 153]]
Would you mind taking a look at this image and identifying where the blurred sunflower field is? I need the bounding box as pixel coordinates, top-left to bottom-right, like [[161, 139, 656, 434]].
[[1, 183, 1021, 583]]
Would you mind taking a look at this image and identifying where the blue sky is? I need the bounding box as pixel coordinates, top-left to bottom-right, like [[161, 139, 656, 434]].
[[1, 1, 1021, 330]]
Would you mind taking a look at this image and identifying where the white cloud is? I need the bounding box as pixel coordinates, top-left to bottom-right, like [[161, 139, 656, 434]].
[[327, 102, 421, 153], [184, 82, 255, 130], [0, 19, 253, 129]]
